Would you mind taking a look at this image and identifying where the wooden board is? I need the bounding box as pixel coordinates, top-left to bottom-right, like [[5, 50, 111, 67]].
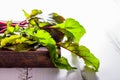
[[0, 47, 61, 68]]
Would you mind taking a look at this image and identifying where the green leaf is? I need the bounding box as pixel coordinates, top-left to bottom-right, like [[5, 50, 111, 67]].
[[0, 35, 32, 47], [23, 9, 42, 19], [31, 9, 42, 17], [35, 30, 56, 45], [33, 29, 75, 70], [7, 20, 12, 26], [59, 42, 100, 71], [0, 36, 3, 39], [22, 10, 30, 18], [14, 24, 20, 32], [0, 35, 20, 47], [5, 21, 15, 34], [55, 57, 77, 70], [0, 34, 36, 51], [79, 46, 100, 71], [39, 22, 50, 27], [24, 27, 35, 36], [29, 18, 37, 26], [50, 13, 65, 23], [34, 29, 58, 60], [4, 44, 33, 52], [54, 18, 86, 43], [7, 26, 14, 34], [0, 9, 100, 71]]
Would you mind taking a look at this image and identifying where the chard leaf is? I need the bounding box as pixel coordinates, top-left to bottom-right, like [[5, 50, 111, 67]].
[[22, 10, 30, 18], [39, 22, 50, 27], [55, 57, 77, 70], [7, 20, 12, 26], [54, 18, 86, 43], [33, 29, 75, 70], [0, 35, 21, 47], [6, 26, 14, 34], [34, 30, 56, 46], [24, 27, 35, 36], [5, 21, 15, 34], [59, 42, 100, 71], [0, 36, 2, 39], [29, 18, 37, 26], [31, 9, 42, 17], [14, 24, 20, 32], [49, 13, 65, 24], [5, 21, 20, 34], [78, 46, 100, 71], [29, 17, 39, 26], [0, 35, 34, 47], [23, 9, 42, 19], [0, 35, 36, 51], [5, 44, 32, 52]]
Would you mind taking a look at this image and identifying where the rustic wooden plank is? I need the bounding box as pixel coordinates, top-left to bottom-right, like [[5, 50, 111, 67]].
[[0, 47, 60, 68]]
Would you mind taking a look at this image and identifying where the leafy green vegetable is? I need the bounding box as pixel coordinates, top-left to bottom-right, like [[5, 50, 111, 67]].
[[5, 21, 15, 34], [53, 18, 86, 43], [23, 9, 42, 19], [79, 46, 99, 71], [27, 29, 75, 70], [14, 24, 20, 32], [5, 21, 21, 34], [49, 13, 65, 24], [55, 57, 77, 70], [0, 35, 21, 47], [39, 22, 50, 27], [35, 30, 76, 70], [31, 9, 42, 17], [22, 10, 30, 19], [0, 9, 100, 71], [4, 44, 33, 52], [59, 42, 99, 71]]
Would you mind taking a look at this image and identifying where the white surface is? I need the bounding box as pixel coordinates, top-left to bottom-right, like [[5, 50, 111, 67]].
[[0, 68, 83, 80], [0, 0, 120, 80]]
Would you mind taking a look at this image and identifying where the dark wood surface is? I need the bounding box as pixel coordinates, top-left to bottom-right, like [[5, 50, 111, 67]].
[[0, 47, 61, 68]]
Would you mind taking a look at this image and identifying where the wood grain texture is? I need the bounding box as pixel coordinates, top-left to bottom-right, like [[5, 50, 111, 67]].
[[0, 47, 60, 68]]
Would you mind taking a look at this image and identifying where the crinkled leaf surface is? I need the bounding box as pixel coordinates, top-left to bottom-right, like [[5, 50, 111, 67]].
[[38, 22, 50, 27], [5, 44, 33, 52], [79, 46, 100, 71], [5, 21, 20, 34], [54, 18, 86, 43], [55, 57, 77, 70], [50, 13, 65, 24], [14, 24, 20, 32], [5, 21, 15, 34], [0, 9, 100, 71], [23, 9, 42, 19], [0, 35, 21, 47], [31, 9, 42, 17], [59, 42, 100, 71], [31, 29, 75, 70], [0, 35, 36, 51]]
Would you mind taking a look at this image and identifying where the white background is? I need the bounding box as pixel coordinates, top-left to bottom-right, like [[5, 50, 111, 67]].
[[0, 0, 120, 80]]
